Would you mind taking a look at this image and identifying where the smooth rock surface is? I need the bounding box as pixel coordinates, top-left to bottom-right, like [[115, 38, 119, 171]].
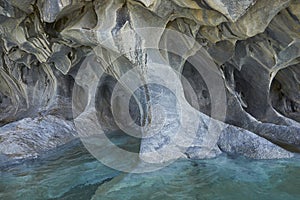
[[0, 0, 300, 161]]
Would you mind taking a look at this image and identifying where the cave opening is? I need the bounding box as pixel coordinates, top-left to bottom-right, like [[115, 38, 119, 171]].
[[270, 64, 300, 123]]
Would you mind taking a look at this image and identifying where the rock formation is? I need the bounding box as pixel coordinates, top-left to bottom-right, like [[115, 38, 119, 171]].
[[0, 115, 77, 165], [0, 0, 300, 163]]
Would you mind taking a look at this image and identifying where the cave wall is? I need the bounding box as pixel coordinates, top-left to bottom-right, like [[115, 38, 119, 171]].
[[0, 0, 300, 160]]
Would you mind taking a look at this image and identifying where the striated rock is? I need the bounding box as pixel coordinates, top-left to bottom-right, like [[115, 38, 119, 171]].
[[0, 0, 300, 163], [205, 0, 257, 22], [0, 115, 77, 161], [200, 0, 291, 43], [218, 126, 294, 159], [37, 0, 87, 23]]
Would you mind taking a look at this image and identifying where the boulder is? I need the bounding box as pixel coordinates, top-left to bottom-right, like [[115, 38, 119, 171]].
[[0, 115, 77, 161]]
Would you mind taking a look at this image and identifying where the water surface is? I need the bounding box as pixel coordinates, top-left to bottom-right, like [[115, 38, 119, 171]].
[[1, 139, 300, 200]]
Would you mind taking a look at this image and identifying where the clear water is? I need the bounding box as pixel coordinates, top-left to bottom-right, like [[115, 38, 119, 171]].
[[1, 139, 300, 200]]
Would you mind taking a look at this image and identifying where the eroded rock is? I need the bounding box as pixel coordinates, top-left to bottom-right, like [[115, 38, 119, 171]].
[[205, 0, 257, 22], [0, 0, 300, 162], [0, 115, 77, 161]]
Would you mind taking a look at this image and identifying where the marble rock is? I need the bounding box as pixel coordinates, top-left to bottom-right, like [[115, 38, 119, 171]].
[[0, 0, 300, 162], [0, 115, 77, 161]]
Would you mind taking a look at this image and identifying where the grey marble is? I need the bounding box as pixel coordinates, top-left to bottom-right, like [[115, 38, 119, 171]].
[[0, 0, 300, 162]]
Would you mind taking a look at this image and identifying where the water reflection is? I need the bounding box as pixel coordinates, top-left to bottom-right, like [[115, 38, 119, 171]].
[[1, 139, 300, 200]]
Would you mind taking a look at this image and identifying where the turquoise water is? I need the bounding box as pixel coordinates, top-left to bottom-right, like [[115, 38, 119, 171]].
[[1, 140, 300, 200]]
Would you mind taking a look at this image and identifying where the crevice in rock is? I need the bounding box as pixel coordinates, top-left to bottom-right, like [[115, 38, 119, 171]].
[[270, 64, 300, 123], [181, 60, 211, 116]]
